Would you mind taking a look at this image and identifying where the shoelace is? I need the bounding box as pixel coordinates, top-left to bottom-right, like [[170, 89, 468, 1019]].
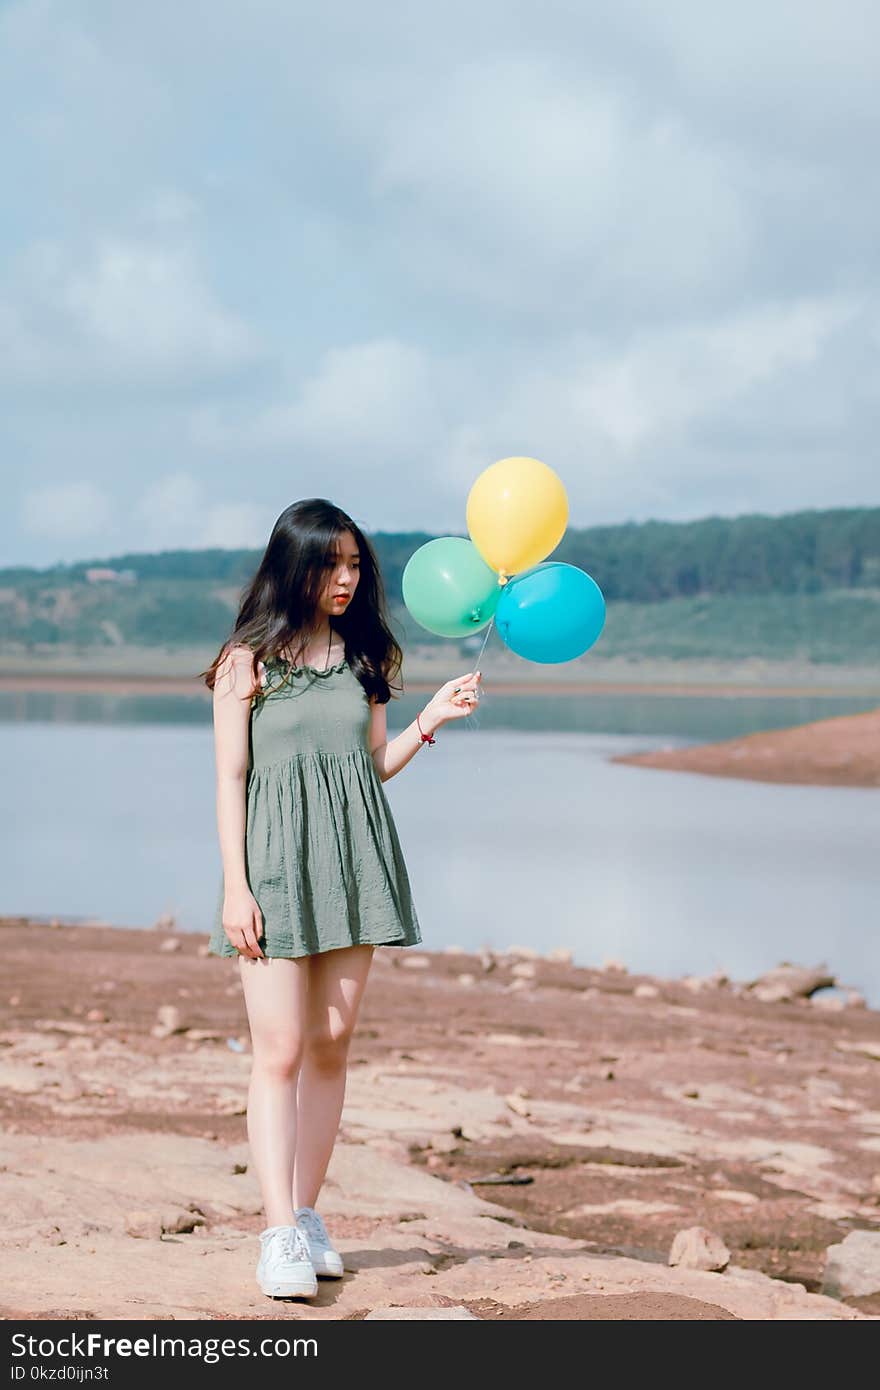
[[278, 1225, 309, 1263], [296, 1209, 330, 1246]]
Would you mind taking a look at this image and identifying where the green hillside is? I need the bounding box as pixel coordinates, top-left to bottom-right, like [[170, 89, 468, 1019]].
[[1, 508, 879, 663]]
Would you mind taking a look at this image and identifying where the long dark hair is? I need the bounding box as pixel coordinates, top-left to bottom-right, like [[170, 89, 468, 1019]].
[[201, 499, 403, 704]]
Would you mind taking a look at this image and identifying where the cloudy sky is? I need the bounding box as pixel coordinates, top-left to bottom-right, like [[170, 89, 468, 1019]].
[[2, 0, 877, 567]]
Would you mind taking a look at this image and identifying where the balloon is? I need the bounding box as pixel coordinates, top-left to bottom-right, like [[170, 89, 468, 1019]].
[[402, 537, 501, 638], [466, 456, 568, 578], [494, 562, 605, 663]]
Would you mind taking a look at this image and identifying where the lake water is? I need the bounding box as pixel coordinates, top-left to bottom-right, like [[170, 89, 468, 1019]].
[[2, 687, 878, 1004]]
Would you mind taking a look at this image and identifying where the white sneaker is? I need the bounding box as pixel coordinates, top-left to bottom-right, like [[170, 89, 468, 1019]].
[[256, 1224, 318, 1299], [293, 1206, 345, 1278]]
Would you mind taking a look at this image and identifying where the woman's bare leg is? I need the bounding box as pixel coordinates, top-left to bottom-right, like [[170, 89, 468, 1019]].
[[238, 956, 309, 1229], [292, 944, 375, 1211]]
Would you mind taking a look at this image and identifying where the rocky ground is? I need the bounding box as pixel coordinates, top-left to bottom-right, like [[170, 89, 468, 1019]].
[[3, 920, 880, 1321]]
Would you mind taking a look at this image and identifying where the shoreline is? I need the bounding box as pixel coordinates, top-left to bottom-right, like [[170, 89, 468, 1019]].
[[2, 671, 880, 700], [2, 668, 879, 790]]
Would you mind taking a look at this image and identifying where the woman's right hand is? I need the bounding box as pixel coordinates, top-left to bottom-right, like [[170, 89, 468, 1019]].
[[221, 887, 266, 959]]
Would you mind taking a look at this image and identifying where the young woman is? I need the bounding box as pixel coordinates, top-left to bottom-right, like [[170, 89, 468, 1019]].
[[202, 498, 481, 1300]]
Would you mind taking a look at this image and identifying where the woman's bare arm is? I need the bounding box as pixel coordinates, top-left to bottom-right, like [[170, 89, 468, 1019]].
[[368, 671, 482, 782], [213, 646, 261, 893]]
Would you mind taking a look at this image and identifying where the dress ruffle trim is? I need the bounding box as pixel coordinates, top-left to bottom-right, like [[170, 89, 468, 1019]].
[[260, 656, 349, 693]]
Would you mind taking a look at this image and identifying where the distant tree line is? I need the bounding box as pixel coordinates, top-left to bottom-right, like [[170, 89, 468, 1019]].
[[2, 507, 878, 604]]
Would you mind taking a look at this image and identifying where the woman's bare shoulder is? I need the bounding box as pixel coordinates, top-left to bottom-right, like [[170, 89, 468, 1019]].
[[215, 644, 265, 697]]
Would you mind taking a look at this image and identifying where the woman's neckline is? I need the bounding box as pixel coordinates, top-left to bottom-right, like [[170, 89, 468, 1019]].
[[264, 652, 347, 675], [269, 629, 344, 674]]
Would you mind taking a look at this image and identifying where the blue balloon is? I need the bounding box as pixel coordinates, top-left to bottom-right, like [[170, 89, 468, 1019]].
[[494, 562, 606, 663]]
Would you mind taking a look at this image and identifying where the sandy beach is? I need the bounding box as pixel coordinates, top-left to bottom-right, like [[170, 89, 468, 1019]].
[[3, 919, 879, 1320], [614, 707, 880, 788]]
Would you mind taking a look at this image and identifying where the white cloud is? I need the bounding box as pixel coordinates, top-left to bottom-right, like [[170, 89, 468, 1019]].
[[0, 235, 261, 389], [356, 56, 753, 317], [1, 1, 878, 562], [193, 338, 445, 456], [199, 503, 274, 549], [571, 295, 861, 451], [134, 471, 273, 549], [20, 480, 113, 539]]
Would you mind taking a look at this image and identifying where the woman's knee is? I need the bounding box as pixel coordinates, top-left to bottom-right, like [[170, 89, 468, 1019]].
[[251, 1029, 306, 1080], [304, 1022, 354, 1072]]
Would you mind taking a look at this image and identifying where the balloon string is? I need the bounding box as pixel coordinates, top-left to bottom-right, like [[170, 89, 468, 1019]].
[[467, 617, 494, 711]]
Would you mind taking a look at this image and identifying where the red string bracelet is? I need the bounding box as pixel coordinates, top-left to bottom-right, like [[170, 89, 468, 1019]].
[[416, 712, 436, 745]]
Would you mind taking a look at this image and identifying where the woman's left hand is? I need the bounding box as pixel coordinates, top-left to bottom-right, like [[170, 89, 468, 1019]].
[[421, 670, 482, 734]]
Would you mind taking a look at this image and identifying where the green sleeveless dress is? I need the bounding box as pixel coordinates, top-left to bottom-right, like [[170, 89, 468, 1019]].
[[208, 654, 423, 959]]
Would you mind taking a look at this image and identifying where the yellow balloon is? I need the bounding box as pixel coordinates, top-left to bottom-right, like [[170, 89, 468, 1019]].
[[466, 456, 569, 578]]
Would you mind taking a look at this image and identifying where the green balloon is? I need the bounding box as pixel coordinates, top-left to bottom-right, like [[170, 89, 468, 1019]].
[[402, 537, 501, 637]]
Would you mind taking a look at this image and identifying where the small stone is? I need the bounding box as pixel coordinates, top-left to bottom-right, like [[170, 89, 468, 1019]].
[[511, 961, 536, 979], [747, 964, 835, 1003], [546, 947, 573, 964], [601, 959, 627, 974], [85, 1008, 108, 1023], [752, 984, 793, 1004], [159, 937, 182, 953], [505, 1092, 532, 1117], [845, 990, 867, 1009], [125, 1210, 163, 1240], [160, 1208, 206, 1235], [8, 994, 21, 1006], [668, 1226, 730, 1272], [479, 951, 497, 973], [505, 945, 540, 959], [507, 978, 531, 992], [153, 913, 176, 931], [634, 983, 659, 999], [822, 1229, 880, 1298], [401, 955, 431, 970], [457, 973, 476, 987], [152, 1005, 187, 1039], [428, 1134, 460, 1154], [811, 993, 846, 1012]]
